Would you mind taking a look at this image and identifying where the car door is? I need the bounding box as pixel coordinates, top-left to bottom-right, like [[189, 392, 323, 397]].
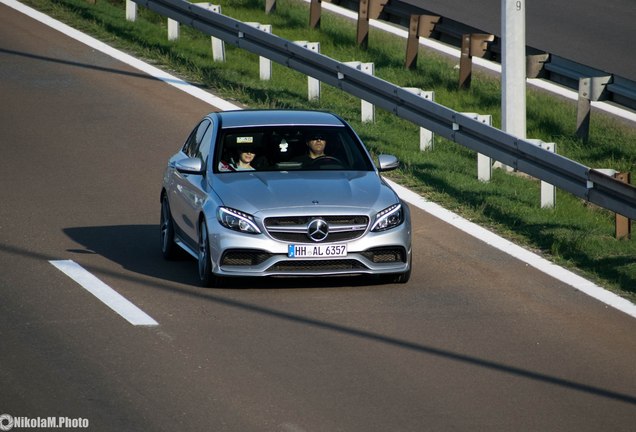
[[170, 119, 212, 247]]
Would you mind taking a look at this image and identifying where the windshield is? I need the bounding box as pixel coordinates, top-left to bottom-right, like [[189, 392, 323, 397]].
[[214, 126, 375, 173]]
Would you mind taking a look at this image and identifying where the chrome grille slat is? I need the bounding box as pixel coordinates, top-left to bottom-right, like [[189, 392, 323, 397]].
[[264, 215, 369, 243]]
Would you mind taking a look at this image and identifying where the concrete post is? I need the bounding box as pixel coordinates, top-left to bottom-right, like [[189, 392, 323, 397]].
[[470, 114, 494, 182], [203, 4, 225, 62], [168, 18, 179, 41], [126, 0, 137, 22], [404, 88, 435, 151], [527, 139, 556, 208], [345, 62, 375, 122], [295, 41, 321, 100], [247, 23, 273, 80], [501, 0, 527, 172]]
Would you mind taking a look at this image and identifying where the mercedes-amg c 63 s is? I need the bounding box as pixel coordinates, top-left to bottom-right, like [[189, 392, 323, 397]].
[[160, 110, 411, 286]]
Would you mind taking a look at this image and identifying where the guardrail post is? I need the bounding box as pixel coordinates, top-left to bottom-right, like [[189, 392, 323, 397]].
[[576, 75, 611, 141], [614, 172, 632, 239], [594, 169, 633, 239], [168, 18, 179, 41], [196, 4, 225, 61], [309, 0, 321, 29], [345, 62, 375, 122], [526, 53, 549, 79], [247, 23, 273, 80], [265, 0, 276, 14], [459, 113, 494, 181], [528, 139, 557, 208], [168, 3, 224, 56], [459, 33, 494, 89], [126, 0, 137, 22], [356, 0, 369, 48], [404, 88, 435, 150], [356, 0, 386, 49], [295, 42, 321, 100], [405, 14, 440, 70]]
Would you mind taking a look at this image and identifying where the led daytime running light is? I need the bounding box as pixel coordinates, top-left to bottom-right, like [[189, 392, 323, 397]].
[[217, 207, 260, 234], [371, 203, 403, 232]]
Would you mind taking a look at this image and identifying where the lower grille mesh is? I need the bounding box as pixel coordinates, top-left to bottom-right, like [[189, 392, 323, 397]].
[[361, 247, 406, 263], [268, 260, 367, 272], [221, 250, 272, 266]]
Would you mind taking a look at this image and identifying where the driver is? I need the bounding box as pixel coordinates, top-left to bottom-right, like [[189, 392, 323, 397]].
[[295, 133, 327, 165]]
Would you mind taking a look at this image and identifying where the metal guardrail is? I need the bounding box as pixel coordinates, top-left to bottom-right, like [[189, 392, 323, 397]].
[[131, 0, 636, 220], [335, 0, 636, 112], [324, 0, 636, 144]]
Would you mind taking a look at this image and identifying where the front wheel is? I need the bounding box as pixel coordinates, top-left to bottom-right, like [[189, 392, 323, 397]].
[[160, 196, 178, 260], [383, 255, 411, 284], [198, 221, 222, 287], [391, 266, 411, 284]]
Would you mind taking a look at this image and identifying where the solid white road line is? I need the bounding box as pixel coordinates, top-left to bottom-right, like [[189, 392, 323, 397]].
[[50, 260, 159, 326], [8, 0, 634, 317], [1, 0, 240, 111], [387, 179, 636, 319]]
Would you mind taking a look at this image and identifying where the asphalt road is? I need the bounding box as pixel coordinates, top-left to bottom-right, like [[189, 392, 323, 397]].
[[402, 0, 636, 82], [1, 4, 635, 431]]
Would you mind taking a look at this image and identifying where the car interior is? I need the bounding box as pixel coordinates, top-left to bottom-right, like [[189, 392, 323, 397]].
[[215, 126, 370, 172]]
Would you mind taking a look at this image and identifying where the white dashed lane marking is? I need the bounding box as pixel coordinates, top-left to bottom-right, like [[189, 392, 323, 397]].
[[50, 260, 159, 327]]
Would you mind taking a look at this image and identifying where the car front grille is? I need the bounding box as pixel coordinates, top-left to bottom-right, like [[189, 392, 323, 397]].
[[264, 215, 369, 243]]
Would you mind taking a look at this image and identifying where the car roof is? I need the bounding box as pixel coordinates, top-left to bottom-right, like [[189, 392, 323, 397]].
[[213, 109, 346, 129]]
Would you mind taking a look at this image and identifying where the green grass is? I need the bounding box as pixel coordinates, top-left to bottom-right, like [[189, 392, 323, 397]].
[[21, 0, 636, 299]]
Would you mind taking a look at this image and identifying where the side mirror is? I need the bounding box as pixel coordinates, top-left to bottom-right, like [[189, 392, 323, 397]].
[[175, 157, 204, 175], [377, 154, 399, 172]]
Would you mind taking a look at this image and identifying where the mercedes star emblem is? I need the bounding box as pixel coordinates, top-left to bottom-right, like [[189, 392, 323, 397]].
[[307, 219, 329, 242]]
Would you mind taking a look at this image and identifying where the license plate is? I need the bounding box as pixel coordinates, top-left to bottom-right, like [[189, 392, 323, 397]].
[[288, 244, 348, 258]]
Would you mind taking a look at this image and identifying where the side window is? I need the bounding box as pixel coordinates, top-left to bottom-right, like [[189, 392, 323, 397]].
[[183, 119, 211, 158], [197, 120, 214, 164]]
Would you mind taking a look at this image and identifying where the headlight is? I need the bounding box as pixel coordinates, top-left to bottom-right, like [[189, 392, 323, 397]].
[[371, 203, 403, 232], [217, 207, 261, 234]]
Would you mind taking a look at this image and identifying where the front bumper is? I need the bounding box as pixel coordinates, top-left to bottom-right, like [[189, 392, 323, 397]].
[[207, 211, 412, 278]]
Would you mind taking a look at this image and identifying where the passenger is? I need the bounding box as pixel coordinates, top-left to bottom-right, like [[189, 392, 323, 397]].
[[232, 148, 256, 171]]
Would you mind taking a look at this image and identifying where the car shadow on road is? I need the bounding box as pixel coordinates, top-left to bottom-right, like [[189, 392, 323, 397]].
[[62, 224, 383, 290], [58, 224, 636, 407]]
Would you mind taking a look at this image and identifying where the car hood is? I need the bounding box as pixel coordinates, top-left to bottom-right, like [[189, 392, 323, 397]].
[[212, 171, 399, 215]]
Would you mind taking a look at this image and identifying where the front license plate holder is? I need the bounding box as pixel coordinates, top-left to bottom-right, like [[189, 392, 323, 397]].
[[288, 244, 348, 258]]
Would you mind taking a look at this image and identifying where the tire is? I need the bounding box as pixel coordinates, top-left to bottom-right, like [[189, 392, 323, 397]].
[[396, 253, 413, 284], [160, 196, 178, 260], [385, 254, 412, 284], [197, 220, 222, 287], [391, 266, 411, 284]]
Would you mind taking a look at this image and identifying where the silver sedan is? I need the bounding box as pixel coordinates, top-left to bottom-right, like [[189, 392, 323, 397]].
[[160, 110, 412, 286]]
